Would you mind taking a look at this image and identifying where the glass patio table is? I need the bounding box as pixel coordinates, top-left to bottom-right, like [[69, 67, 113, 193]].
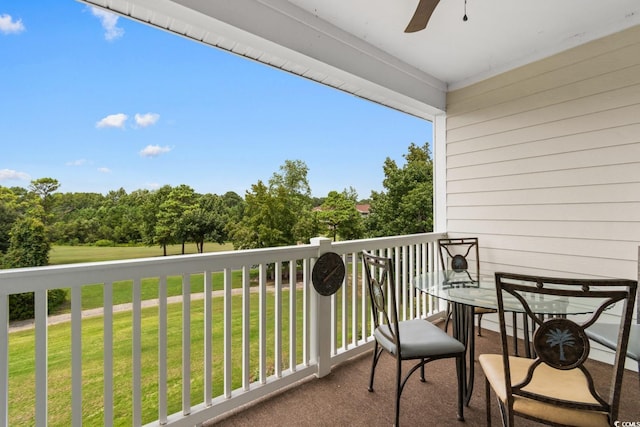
[[412, 270, 595, 405]]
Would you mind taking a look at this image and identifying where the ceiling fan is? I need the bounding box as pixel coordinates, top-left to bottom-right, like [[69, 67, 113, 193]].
[[405, 0, 468, 33]]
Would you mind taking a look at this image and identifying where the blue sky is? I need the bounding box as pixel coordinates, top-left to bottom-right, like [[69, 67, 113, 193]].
[[0, 1, 432, 199]]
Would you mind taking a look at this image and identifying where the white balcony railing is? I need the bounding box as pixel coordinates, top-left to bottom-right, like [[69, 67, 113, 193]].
[[0, 232, 446, 426]]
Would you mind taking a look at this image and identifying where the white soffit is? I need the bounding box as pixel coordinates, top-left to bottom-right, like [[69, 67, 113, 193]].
[[78, 0, 447, 119]]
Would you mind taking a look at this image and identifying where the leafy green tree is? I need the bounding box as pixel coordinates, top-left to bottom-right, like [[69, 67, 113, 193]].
[[156, 185, 198, 255], [230, 160, 316, 249], [222, 191, 245, 224], [181, 194, 227, 253], [3, 215, 66, 320], [48, 191, 105, 244], [140, 185, 172, 251], [3, 216, 50, 268], [230, 181, 288, 249], [28, 177, 60, 224], [0, 187, 20, 253], [366, 143, 433, 237], [317, 190, 364, 241]]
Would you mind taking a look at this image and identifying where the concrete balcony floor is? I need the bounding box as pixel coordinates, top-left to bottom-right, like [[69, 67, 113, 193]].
[[209, 329, 640, 426]]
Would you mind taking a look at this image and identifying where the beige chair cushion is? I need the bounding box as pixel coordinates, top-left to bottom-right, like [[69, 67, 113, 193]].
[[479, 354, 609, 427]]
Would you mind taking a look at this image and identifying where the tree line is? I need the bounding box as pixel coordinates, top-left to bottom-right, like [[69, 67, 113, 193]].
[[0, 143, 433, 269]]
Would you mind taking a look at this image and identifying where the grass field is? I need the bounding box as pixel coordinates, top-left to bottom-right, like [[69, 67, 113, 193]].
[[49, 242, 235, 265], [9, 291, 310, 426], [47, 243, 243, 312], [9, 243, 363, 425]]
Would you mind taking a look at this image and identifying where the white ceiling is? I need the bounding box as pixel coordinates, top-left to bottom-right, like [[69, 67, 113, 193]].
[[81, 0, 640, 117], [286, 0, 640, 89]]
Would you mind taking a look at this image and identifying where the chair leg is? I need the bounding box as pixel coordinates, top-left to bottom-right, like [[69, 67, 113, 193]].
[[395, 357, 402, 426], [477, 313, 484, 336], [456, 355, 464, 421], [368, 342, 381, 392], [484, 377, 491, 426], [420, 358, 426, 382]]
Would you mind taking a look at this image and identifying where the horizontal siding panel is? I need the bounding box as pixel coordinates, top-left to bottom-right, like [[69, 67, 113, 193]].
[[448, 46, 640, 126], [480, 247, 636, 280], [448, 83, 640, 143], [447, 182, 640, 206], [446, 103, 640, 156], [447, 203, 640, 223], [448, 124, 640, 166], [473, 234, 640, 263], [447, 218, 640, 243], [449, 150, 640, 183], [448, 163, 640, 193], [447, 25, 640, 108]]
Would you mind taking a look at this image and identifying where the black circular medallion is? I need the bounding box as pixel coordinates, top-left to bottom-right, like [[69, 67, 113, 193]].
[[451, 254, 468, 272], [312, 252, 345, 296], [533, 318, 588, 370]]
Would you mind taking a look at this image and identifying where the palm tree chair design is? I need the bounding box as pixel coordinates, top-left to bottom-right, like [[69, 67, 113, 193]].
[[438, 237, 496, 336], [362, 251, 466, 426], [479, 272, 637, 427]]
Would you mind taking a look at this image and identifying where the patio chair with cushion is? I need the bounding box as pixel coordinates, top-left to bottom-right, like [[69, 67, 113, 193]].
[[479, 272, 637, 427], [362, 251, 466, 426]]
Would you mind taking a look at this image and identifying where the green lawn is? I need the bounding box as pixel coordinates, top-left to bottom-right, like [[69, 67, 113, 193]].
[[9, 291, 309, 426], [8, 243, 365, 425], [48, 243, 247, 312], [49, 242, 234, 265]]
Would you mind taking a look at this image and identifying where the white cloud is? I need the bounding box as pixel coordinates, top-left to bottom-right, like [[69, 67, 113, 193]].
[[66, 159, 87, 166], [135, 113, 160, 128], [96, 113, 128, 129], [140, 145, 171, 158], [98, 167, 111, 173], [147, 182, 162, 190], [90, 7, 124, 41], [0, 169, 30, 181], [0, 14, 25, 35]]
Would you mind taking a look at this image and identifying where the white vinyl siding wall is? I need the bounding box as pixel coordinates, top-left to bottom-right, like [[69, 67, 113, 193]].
[[444, 26, 640, 363]]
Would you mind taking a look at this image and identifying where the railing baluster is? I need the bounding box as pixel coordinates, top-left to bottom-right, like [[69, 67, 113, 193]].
[[341, 254, 347, 351], [289, 259, 297, 371], [35, 289, 47, 427], [275, 262, 282, 378], [331, 286, 337, 355], [259, 263, 267, 384], [71, 286, 82, 427], [361, 252, 369, 342], [258, 264, 267, 384], [182, 274, 191, 415], [204, 271, 212, 405], [409, 244, 415, 319], [158, 276, 168, 425], [351, 251, 357, 348], [242, 265, 250, 390], [223, 268, 232, 397], [303, 258, 311, 366], [132, 278, 142, 426], [0, 293, 7, 427], [103, 282, 113, 426]]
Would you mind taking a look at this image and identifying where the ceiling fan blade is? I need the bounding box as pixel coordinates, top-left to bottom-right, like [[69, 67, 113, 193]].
[[405, 0, 441, 33]]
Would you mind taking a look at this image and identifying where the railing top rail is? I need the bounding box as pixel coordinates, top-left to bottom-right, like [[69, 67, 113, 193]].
[[0, 232, 445, 295]]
